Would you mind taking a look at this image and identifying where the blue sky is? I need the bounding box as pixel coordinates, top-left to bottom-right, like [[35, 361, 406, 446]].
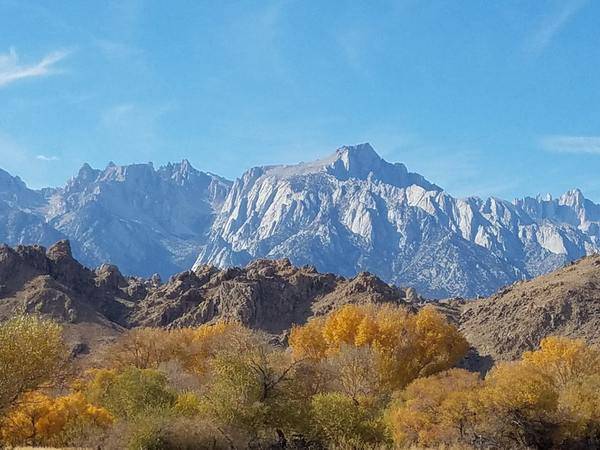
[[0, 0, 599, 201]]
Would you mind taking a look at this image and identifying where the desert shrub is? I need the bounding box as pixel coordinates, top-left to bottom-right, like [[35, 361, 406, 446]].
[[101, 412, 236, 450], [174, 391, 203, 416], [198, 327, 311, 444]]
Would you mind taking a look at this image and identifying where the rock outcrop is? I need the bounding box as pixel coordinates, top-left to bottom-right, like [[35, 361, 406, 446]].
[[0, 241, 413, 351], [0, 241, 149, 354], [132, 258, 410, 333]]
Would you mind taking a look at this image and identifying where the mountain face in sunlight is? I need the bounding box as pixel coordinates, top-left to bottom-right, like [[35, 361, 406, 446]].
[[195, 144, 600, 297], [0, 144, 599, 298]]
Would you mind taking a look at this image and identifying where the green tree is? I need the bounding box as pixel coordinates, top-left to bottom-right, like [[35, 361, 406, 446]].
[[199, 328, 307, 445], [82, 367, 176, 419], [310, 392, 388, 446]]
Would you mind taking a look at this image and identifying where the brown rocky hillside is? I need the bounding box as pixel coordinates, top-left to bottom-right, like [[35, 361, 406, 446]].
[[0, 240, 413, 354], [456, 254, 600, 363]]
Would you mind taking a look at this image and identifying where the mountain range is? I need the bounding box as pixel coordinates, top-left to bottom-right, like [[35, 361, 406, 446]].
[[1, 143, 598, 298]]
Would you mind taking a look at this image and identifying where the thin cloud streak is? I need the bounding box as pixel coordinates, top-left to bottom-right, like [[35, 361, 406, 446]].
[[541, 135, 600, 154], [36, 154, 60, 161], [0, 47, 70, 87], [525, 0, 588, 54]]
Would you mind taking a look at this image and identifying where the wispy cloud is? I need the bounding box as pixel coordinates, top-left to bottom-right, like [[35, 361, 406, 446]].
[[525, 0, 588, 54], [0, 47, 70, 88], [541, 135, 600, 154], [36, 154, 60, 161]]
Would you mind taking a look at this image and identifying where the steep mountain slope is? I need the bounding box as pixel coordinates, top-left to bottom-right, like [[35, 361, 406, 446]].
[[456, 254, 600, 363], [195, 144, 600, 297], [0, 161, 231, 278], [0, 169, 65, 246]]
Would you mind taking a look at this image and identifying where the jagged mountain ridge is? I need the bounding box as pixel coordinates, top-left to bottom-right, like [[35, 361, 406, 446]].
[[195, 144, 600, 297], [0, 144, 598, 297], [0, 161, 231, 277]]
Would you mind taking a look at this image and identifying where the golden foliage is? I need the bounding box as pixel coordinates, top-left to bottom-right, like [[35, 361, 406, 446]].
[[387, 369, 481, 447], [9, 307, 600, 449], [103, 321, 246, 376], [0, 391, 112, 447], [480, 362, 558, 416], [289, 316, 328, 360], [388, 337, 600, 449], [522, 336, 600, 388], [290, 304, 469, 391], [0, 315, 66, 414]]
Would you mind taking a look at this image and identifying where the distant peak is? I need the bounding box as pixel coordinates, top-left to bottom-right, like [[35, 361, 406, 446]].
[[560, 188, 585, 206], [77, 162, 97, 178], [335, 142, 378, 158], [332, 143, 382, 171], [262, 143, 441, 191]]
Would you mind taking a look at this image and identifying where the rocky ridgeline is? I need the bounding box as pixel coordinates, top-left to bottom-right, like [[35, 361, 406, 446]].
[[0, 241, 413, 352]]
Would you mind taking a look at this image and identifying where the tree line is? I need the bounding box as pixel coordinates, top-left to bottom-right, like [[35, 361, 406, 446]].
[[1, 304, 599, 449]]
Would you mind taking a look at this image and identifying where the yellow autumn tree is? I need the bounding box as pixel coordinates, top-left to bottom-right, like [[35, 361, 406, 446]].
[[0, 316, 66, 415], [0, 391, 112, 447], [386, 337, 600, 449], [102, 321, 245, 376], [522, 336, 600, 388], [289, 304, 468, 391], [557, 373, 600, 445], [478, 361, 559, 448], [387, 368, 481, 448]]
